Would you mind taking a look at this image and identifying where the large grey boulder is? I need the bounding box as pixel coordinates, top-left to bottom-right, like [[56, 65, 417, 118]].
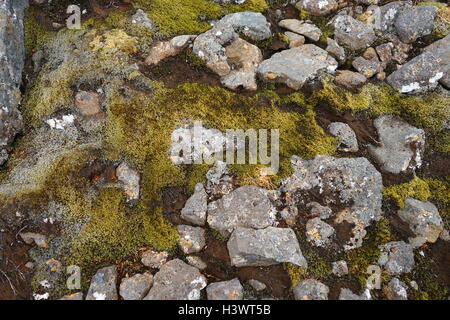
[[281, 155, 383, 250], [0, 0, 28, 165], [398, 198, 443, 245], [227, 227, 308, 268], [181, 183, 208, 226], [293, 279, 329, 300], [207, 185, 277, 237], [387, 34, 450, 93], [86, 266, 118, 300], [295, 0, 338, 16], [144, 259, 207, 300], [119, 273, 154, 300], [206, 278, 244, 300], [378, 241, 415, 275], [257, 45, 338, 90], [333, 15, 376, 51], [394, 5, 437, 43], [368, 115, 425, 174]]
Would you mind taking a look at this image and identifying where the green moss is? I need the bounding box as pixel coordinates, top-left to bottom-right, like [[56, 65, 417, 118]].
[[284, 263, 306, 287], [24, 8, 55, 57], [383, 177, 431, 209], [432, 132, 450, 154]]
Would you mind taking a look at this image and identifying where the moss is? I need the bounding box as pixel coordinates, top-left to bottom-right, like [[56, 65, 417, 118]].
[[383, 177, 431, 209], [284, 263, 306, 287], [24, 7, 55, 57], [425, 177, 450, 228], [432, 132, 450, 154]]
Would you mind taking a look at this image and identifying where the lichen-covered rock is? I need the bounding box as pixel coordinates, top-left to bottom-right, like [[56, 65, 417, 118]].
[[383, 278, 408, 300], [326, 37, 346, 64], [398, 198, 443, 244], [378, 241, 415, 275], [375, 1, 412, 33], [130, 9, 153, 30], [305, 218, 335, 247], [334, 70, 367, 90], [333, 15, 376, 51], [207, 185, 277, 237], [74, 91, 101, 117], [205, 161, 233, 197], [119, 273, 154, 300], [0, 0, 27, 163], [328, 122, 359, 152], [295, 0, 338, 16], [339, 288, 371, 300], [369, 115, 425, 174], [86, 266, 118, 300], [20, 232, 48, 248], [141, 250, 168, 269], [177, 225, 206, 254], [394, 5, 437, 43], [144, 259, 207, 300], [206, 278, 244, 300], [227, 227, 308, 268], [145, 35, 196, 65], [307, 202, 332, 220], [285, 32, 305, 48], [181, 183, 208, 226], [278, 20, 322, 41], [257, 45, 338, 90], [116, 162, 140, 203], [332, 260, 349, 277], [293, 279, 329, 300], [215, 11, 272, 41], [352, 56, 381, 78], [186, 256, 207, 270]]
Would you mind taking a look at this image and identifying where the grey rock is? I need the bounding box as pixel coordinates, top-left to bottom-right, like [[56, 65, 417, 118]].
[[293, 279, 329, 300], [332, 260, 349, 277], [328, 122, 359, 152], [376, 42, 394, 66], [306, 218, 335, 247], [145, 35, 196, 65], [32, 50, 44, 73], [440, 229, 450, 242], [398, 198, 443, 244], [339, 288, 371, 300], [295, 0, 338, 16], [306, 202, 332, 219], [279, 20, 322, 41], [186, 256, 207, 270], [59, 292, 83, 300], [376, 1, 412, 33], [285, 32, 305, 48], [20, 232, 48, 248], [248, 279, 266, 291], [116, 162, 140, 203], [207, 185, 277, 237], [257, 45, 338, 90], [333, 15, 376, 51], [206, 278, 244, 300], [384, 278, 408, 300], [280, 206, 299, 227], [205, 161, 234, 197], [369, 115, 425, 174], [326, 37, 346, 64], [352, 56, 381, 78], [141, 250, 168, 269], [334, 70, 367, 90], [119, 273, 154, 300], [216, 11, 272, 41], [378, 241, 415, 275], [227, 227, 308, 268], [0, 149, 8, 165], [394, 6, 437, 43], [144, 259, 207, 300], [86, 266, 118, 300], [177, 225, 206, 254], [355, 0, 379, 4], [181, 183, 208, 226], [131, 9, 153, 30], [0, 0, 28, 160]]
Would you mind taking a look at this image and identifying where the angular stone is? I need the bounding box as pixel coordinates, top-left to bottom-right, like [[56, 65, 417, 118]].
[[398, 198, 443, 244], [328, 122, 359, 152], [206, 278, 244, 300], [394, 5, 437, 43], [207, 185, 277, 237], [145, 35, 196, 65], [285, 31, 305, 48], [326, 37, 346, 63], [119, 273, 154, 300], [257, 45, 338, 90], [332, 260, 349, 277], [307, 202, 332, 220], [334, 70, 367, 90], [352, 56, 381, 78], [177, 225, 206, 254], [248, 279, 266, 291], [306, 218, 335, 247], [141, 250, 168, 269], [116, 162, 140, 203], [378, 241, 415, 275], [144, 259, 207, 300], [186, 256, 207, 270], [376, 1, 412, 33], [293, 279, 329, 300], [376, 42, 394, 66], [227, 227, 308, 268], [369, 115, 425, 174], [279, 19, 322, 41], [339, 288, 371, 300], [383, 278, 408, 300], [130, 9, 153, 30], [181, 183, 208, 226], [280, 206, 299, 227], [86, 266, 118, 300], [295, 0, 338, 16], [216, 11, 272, 41], [75, 91, 101, 116], [333, 15, 376, 51], [20, 232, 48, 248]]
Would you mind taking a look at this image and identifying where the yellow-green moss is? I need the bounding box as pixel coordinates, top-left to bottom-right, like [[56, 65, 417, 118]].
[[383, 177, 431, 209], [284, 263, 307, 287], [24, 7, 55, 56]]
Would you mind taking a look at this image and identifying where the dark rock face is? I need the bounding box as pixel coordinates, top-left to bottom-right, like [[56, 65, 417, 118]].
[[0, 0, 27, 165]]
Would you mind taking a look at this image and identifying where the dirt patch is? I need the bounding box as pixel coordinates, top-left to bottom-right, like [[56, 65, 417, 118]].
[[430, 240, 450, 286]]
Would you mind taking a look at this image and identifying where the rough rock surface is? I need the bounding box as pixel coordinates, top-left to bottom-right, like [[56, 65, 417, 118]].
[[398, 198, 443, 244], [332, 260, 349, 277], [207, 185, 277, 237], [375, 1, 412, 33], [285, 32, 305, 48], [352, 56, 380, 78], [378, 241, 415, 275], [326, 37, 346, 63], [295, 0, 338, 16], [74, 91, 101, 116], [333, 15, 376, 51], [206, 278, 244, 300], [20, 232, 48, 248], [328, 122, 359, 152], [181, 183, 208, 226], [130, 9, 153, 30], [394, 6, 437, 44], [86, 266, 118, 300], [339, 288, 371, 300], [248, 279, 266, 291], [205, 161, 234, 197], [177, 225, 206, 254], [144, 259, 207, 300], [257, 45, 338, 90], [369, 115, 425, 174], [279, 20, 322, 41], [293, 279, 329, 300], [334, 70, 367, 90], [119, 273, 154, 300], [227, 227, 308, 268], [307, 202, 332, 220], [186, 256, 207, 270], [141, 250, 168, 269], [145, 35, 196, 65], [116, 162, 140, 203], [306, 217, 335, 247], [383, 278, 408, 300]]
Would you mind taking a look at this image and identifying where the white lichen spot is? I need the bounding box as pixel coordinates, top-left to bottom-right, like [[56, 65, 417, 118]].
[[93, 292, 106, 300]]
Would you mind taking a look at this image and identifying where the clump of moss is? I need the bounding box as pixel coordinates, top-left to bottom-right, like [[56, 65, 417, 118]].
[[383, 177, 431, 209], [284, 263, 306, 287], [24, 7, 55, 56]]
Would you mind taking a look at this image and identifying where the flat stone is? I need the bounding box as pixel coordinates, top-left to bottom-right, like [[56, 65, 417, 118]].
[[181, 183, 208, 226], [144, 259, 207, 300], [333, 15, 376, 51], [332, 260, 349, 277], [352, 56, 381, 78], [207, 185, 277, 237], [285, 31, 305, 48], [306, 217, 335, 247], [293, 279, 329, 300], [375, 1, 412, 33], [257, 44, 338, 90], [279, 19, 322, 41], [378, 241, 415, 275], [295, 0, 338, 16], [75, 91, 101, 116], [394, 5, 437, 43], [86, 266, 118, 300], [368, 115, 425, 174], [206, 278, 244, 300], [177, 225, 206, 254], [334, 70, 367, 90], [227, 227, 308, 268], [307, 202, 332, 219], [328, 122, 359, 152], [141, 249, 168, 269], [20, 232, 48, 248], [119, 273, 154, 300], [145, 35, 196, 65], [186, 256, 207, 270]]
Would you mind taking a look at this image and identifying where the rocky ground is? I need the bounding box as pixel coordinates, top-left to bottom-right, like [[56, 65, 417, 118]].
[[0, 0, 449, 300]]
